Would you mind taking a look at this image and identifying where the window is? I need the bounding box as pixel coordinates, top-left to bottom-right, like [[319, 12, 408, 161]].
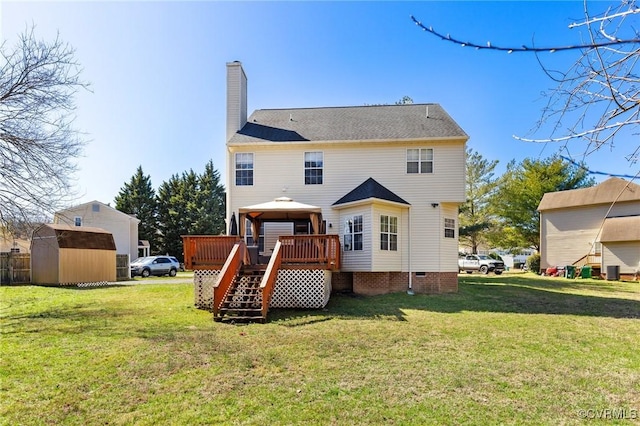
[[74, 217, 82, 227], [246, 220, 264, 252], [444, 218, 455, 238], [92, 203, 100, 212], [380, 215, 398, 251], [304, 152, 323, 185], [344, 215, 363, 251], [235, 153, 254, 186], [407, 148, 433, 174]]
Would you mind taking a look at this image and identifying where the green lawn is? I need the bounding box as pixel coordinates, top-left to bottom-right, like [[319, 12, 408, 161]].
[[1, 274, 639, 425]]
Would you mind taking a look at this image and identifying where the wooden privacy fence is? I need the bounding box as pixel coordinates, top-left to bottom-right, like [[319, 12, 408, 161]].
[[116, 254, 130, 281], [0, 253, 31, 284]]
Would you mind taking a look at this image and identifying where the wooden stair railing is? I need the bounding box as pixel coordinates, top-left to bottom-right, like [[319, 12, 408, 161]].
[[260, 240, 283, 320], [572, 253, 602, 268], [217, 268, 265, 322], [213, 241, 246, 320]]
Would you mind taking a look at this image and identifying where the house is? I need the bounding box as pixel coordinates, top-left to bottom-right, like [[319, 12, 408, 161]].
[[223, 61, 468, 295], [538, 177, 640, 280], [54, 200, 143, 262], [0, 236, 30, 254], [31, 223, 116, 285]]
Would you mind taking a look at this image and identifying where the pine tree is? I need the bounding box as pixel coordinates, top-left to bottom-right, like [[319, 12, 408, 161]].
[[156, 173, 185, 260], [152, 160, 227, 262], [459, 148, 498, 254], [194, 161, 226, 235], [114, 166, 158, 257]]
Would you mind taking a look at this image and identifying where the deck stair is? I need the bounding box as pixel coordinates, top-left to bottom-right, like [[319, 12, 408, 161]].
[[216, 266, 267, 323]]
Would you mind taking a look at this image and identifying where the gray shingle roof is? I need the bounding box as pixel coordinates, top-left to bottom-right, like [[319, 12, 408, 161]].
[[333, 178, 410, 206], [228, 104, 467, 144], [537, 177, 640, 211], [600, 215, 640, 242]]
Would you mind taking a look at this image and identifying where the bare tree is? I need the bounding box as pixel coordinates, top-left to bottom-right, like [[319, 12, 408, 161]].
[[0, 27, 88, 236], [411, 1, 640, 167]]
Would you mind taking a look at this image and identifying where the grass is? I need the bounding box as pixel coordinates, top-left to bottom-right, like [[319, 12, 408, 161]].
[[1, 274, 639, 425], [129, 271, 194, 281]]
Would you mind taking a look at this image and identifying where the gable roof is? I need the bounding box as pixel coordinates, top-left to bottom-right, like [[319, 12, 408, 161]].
[[600, 216, 640, 242], [56, 200, 140, 224], [228, 104, 468, 144], [333, 178, 410, 207], [537, 177, 640, 211], [33, 224, 116, 250]]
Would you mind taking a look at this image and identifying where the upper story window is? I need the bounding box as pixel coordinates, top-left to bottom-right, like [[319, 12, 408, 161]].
[[235, 153, 254, 186], [444, 218, 455, 238], [344, 215, 363, 251], [407, 148, 433, 174], [74, 217, 82, 227], [380, 215, 398, 251], [304, 152, 323, 185], [92, 204, 100, 212]]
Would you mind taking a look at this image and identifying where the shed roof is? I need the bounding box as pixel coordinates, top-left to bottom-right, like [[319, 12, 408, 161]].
[[600, 216, 640, 242], [228, 104, 468, 144], [538, 177, 640, 211], [34, 224, 116, 250], [333, 178, 410, 207]]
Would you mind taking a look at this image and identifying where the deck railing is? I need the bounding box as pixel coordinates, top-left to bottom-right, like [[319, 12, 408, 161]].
[[182, 234, 341, 271], [278, 235, 341, 270], [260, 240, 282, 318], [213, 241, 246, 318], [182, 235, 240, 270], [573, 253, 602, 268]]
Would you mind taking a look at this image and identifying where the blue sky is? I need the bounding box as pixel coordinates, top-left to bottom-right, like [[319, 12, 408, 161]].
[[2, 1, 636, 206]]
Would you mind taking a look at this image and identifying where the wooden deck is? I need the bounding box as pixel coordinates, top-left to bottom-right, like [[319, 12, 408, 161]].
[[182, 234, 341, 271], [183, 235, 340, 323]]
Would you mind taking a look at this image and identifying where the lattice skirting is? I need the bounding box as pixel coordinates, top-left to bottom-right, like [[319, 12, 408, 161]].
[[194, 270, 221, 310], [270, 269, 331, 309], [193, 269, 331, 311]]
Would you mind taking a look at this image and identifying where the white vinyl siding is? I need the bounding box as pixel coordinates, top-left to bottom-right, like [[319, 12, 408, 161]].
[[602, 242, 640, 275], [227, 140, 466, 272], [339, 207, 372, 271], [539, 201, 640, 270], [372, 205, 404, 272]]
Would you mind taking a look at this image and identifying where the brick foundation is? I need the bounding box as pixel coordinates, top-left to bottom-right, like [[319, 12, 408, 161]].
[[331, 272, 353, 293], [351, 271, 458, 295]]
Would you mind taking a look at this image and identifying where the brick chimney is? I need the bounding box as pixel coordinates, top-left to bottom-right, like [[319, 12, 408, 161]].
[[226, 61, 247, 142]]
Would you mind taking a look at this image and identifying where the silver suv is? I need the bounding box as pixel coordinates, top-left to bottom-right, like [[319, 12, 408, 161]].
[[131, 256, 180, 278]]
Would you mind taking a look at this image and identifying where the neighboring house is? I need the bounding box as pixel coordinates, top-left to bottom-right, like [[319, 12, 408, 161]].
[[0, 236, 31, 253], [224, 61, 468, 294], [538, 177, 640, 280], [54, 200, 142, 262]]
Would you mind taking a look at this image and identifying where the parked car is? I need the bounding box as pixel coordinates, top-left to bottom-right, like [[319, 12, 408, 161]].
[[458, 254, 505, 275], [130, 256, 180, 278]]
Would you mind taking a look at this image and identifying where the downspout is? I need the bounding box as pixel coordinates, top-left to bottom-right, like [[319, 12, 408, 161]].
[[407, 206, 414, 295]]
